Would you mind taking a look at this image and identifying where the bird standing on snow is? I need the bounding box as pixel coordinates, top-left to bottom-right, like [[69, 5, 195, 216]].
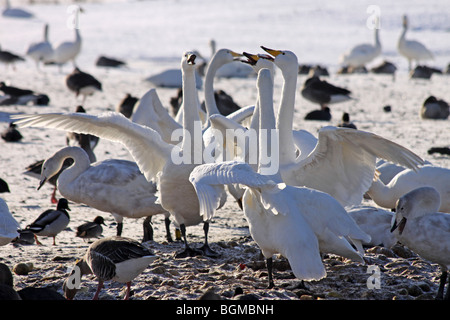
[[391, 187, 450, 300], [1, 122, 23, 142], [76, 216, 105, 241], [24, 198, 71, 245], [65, 68, 102, 104]]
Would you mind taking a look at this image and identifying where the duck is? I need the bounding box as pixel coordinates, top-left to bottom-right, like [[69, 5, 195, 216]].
[[65, 68, 102, 104], [190, 69, 371, 288], [398, 15, 434, 70], [0, 46, 24, 70], [370, 60, 397, 75], [36, 146, 172, 242], [63, 236, 156, 300], [1, 122, 23, 142], [301, 75, 353, 110], [391, 187, 450, 300], [50, 6, 82, 71], [13, 52, 227, 258], [95, 55, 126, 68], [337, 112, 357, 129], [116, 93, 138, 118], [304, 106, 331, 121], [76, 216, 105, 241], [367, 165, 450, 213], [410, 65, 441, 79], [24, 198, 71, 245], [26, 24, 53, 69], [0, 82, 33, 97], [420, 96, 449, 120], [0, 198, 20, 246], [259, 46, 424, 208], [339, 16, 381, 68]]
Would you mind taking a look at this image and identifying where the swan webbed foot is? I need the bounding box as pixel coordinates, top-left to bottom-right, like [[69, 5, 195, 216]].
[[198, 243, 220, 258]]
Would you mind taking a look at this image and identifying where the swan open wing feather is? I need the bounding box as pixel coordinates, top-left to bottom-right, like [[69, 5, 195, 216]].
[[13, 112, 174, 182]]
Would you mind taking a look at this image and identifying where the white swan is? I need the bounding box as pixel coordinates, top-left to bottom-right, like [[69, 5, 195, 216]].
[[208, 40, 254, 79], [0, 197, 20, 246], [13, 52, 226, 258], [339, 17, 381, 68], [26, 24, 53, 69], [367, 165, 450, 213], [398, 15, 434, 70], [2, 0, 33, 18], [50, 6, 82, 70], [391, 187, 450, 300], [38, 146, 171, 242], [347, 205, 396, 248], [259, 46, 424, 207], [190, 69, 370, 287], [144, 68, 203, 89]]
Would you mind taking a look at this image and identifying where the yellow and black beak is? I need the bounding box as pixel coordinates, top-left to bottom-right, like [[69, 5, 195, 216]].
[[261, 46, 283, 58], [230, 50, 243, 61], [242, 52, 259, 65]]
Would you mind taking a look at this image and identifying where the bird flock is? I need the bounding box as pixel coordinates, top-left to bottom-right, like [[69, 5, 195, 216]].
[[0, 4, 449, 301]]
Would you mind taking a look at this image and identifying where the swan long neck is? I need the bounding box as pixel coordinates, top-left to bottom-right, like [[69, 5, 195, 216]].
[[203, 56, 222, 117], [277, 67, 298, 166], [374, 28, 380, 48], [366, 179, 396, 208], [54, 147, 91, 188], [181, 65, 203, 157]]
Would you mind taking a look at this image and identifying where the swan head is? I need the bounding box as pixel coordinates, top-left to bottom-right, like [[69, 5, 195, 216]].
[[214, 48, 243, 63], [242, 52, 275, 76], [37, 156, 64, 190], [182, 51, 198, 67], [260, 46, 298, 72], [391, 186, 441, 235]]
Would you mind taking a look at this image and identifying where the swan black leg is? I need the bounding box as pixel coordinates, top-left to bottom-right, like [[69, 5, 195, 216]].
[[164, 216, 173, 242], [116, 222, 123, 237], [175, 224, 202, 258], [436, 269, 449, 300], [199, 221, 220, 258], [142, 216, 153, 242], [266, 257, 274, 289]]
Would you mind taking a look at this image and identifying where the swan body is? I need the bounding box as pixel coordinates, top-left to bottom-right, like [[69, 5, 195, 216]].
[[391, 187, 450, 300], [2, 0, 33, 18], [259, 47, 424, 208], [0, 198, 20, 245], [339, 19, 381, 68], [144, 68, 203, 89], [26, 24, 53, 68], [14, 52, 226, 257], [398, 15, 434, 70], [367, 165, 450, 213], [38, 146, 170, 241]]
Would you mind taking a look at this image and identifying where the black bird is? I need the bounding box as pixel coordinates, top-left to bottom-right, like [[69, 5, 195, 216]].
[[0, 47, 25, 70], [301, 76, 352, 109], [116, 93, 138, 118], [76, 216, 106, 241], [1, 122, 23, 142], [304, 106, 331, 121], [25, 198, 71, 245], [96, 55, 126, 68], [337, 112, 357, 129], [0, 82, 33, 97], [65, 67, 102, 103], [0, 178, 9, 193]]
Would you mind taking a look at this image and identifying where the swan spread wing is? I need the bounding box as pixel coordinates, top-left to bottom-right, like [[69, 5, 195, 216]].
[[286, 126, 425, 207], [13, 112, 174, 182]]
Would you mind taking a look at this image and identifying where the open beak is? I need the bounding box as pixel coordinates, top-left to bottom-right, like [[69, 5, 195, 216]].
[[187, 53, 196, 65], [37, 177, 47, 190], [230, 51, 243, 61], [242, 52, 259, 65], [390, 217, 407, 235], [261, 46, 283, 58]]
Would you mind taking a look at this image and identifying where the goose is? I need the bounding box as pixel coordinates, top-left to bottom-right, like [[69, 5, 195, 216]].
[[37, 146, 171, 242], [95, 55, 126, 68], [14, 52, 226, 257], [0, 178, 9, 193], [398, 15, 434, 70], [339, 16, 381, 68], [64, 236, 156, 300], [50, 6, 82, 71], [304, 106, 331, 121], [76, 216, 105, 241], [0, 81, 33, 97], [65, 68, 102, 104], [420, 96, 449, 120], [189, 69, 370, 288], [301, 75, 353, 110], [0, 198, 20, 246], [2, 0, 34, 18], [337, 112, 357, 129], [391, 187, 450, 300], [1, 122, 23, 142], [26, 24, 53, 69], [259, 46, 424, 208], [0, 46, 24, 70], [24, 198, 71, 245], [367, 165, 450, 213]]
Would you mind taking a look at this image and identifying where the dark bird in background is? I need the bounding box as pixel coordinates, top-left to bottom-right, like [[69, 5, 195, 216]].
[[0, 46, 25, 70], [96, 55, 126, 68], [428, 147, 450, 156], [24, 198, 71, 245], [1, 122, 23, 142], [420, 96, 449, 120], [65, 67, 102, 103], [0, 81, 33, 97], [76, 216, 106, 241], [116, 93, 138, 118], [337, 112, 357, 129], [301, 76, 353, 109], [304, 106, 331, 121], [0, 178, 10, 193]]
